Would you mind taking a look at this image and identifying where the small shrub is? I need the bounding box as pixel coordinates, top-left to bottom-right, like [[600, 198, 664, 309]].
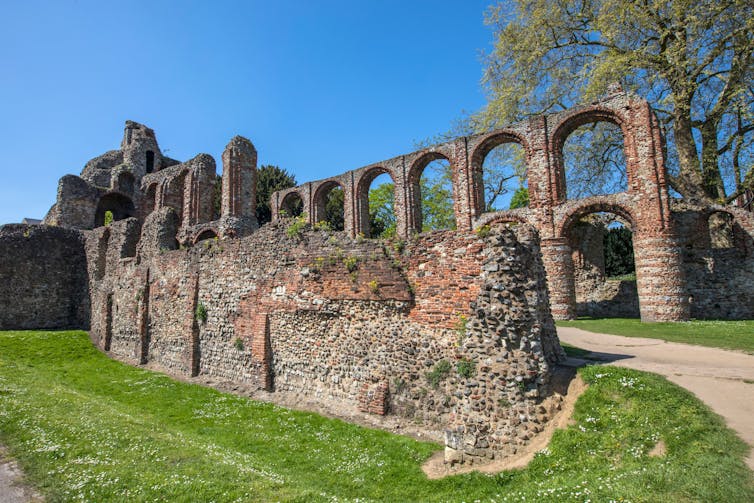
[[454, 315, 468, 346], [343, 255, 359, 272], [392, 239, 406, 254], [104, 210, 114, 227], [426, 360, 452, 388], [393, 377, 406, 393], [456, 359, 476, 378], [349, 271, 359, 283], [368, 280, 379, 294], [313, 220, 332, 232], [286, 214, 308, 239], [233, 338, 244, 351], [475, 224, 491, 238], [195, 302, 208, 324], [355, 232, 365, 243], [498, 397, 511, 408], [311, 256, 326, 272]]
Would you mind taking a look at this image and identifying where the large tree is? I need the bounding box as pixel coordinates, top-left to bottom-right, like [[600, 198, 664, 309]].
[[256, 165, 297, 225], [482, 0, 754, 204]]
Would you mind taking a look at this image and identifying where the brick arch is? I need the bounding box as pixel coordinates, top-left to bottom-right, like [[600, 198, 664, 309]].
[[279, 190, 304, 217], [194, 228, 218, 244], [312, 179, 345, 228], [549, 107, 631, 204], [94, 191, 136, 228], [469, 130, 530, 217], [556, 199, 636, 238], [142, 182, 159, 219], [475, 209, 533, 229], [355, 166, 396, 237], [160, 169, 190, 224], [406, 151, 453, 233]]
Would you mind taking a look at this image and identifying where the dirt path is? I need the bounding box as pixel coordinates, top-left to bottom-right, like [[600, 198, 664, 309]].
[[558, 326, 754, 471], [0, 446, 41, 503]]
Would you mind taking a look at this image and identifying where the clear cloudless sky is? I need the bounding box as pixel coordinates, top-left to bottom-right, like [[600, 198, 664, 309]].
[[0, 0, 498, 224]]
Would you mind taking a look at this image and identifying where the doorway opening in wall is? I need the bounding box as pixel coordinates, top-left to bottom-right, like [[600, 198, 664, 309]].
[[280, 192, 304, 218], [478, 140, 528, 212], [562, 121, 627, 199], [94, 193, 136, 228], [567, 211, 639, 318], [366, 172, 396, 238], [419, 158, 455, 232]]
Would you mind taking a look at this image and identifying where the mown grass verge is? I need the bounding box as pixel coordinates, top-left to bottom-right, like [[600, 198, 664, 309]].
[[0, 330, 752, 502], [557, 318, 754, 353]]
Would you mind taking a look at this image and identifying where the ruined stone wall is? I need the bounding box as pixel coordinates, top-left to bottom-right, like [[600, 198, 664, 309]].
[[674, 203, 754, 319], [90, 219, 565, 462], [0, 225, 89, 330]]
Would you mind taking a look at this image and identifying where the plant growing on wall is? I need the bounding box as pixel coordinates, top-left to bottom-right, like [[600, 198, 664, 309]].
[[426, 360, 452, 388], [286, 214, 308, 239], [104, 211, 114, 227], [456, 359, 476, 378], [195, 302, 208, 324]]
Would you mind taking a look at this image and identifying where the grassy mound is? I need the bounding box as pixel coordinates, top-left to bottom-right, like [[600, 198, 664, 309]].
[[0, 330, 751, 501]]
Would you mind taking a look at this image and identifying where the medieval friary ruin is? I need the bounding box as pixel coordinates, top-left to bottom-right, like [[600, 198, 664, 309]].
[[1, 91, 753, 464]]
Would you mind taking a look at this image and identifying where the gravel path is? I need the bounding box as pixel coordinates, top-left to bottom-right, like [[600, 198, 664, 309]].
[[558, 326, 754, 471]]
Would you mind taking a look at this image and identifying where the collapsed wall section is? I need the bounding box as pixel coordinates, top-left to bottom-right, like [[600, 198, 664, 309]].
[[88, 218, 565, 463], [0, 225, 89, 329]]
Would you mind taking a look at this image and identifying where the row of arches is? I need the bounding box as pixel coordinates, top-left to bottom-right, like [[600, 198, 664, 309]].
[[275, 107, 631, 237]]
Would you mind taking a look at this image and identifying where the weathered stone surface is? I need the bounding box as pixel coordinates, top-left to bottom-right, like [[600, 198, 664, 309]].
[[0, 224, 89, 329]]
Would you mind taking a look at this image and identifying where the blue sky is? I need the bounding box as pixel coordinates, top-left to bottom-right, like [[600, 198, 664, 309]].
[[0, 0, 497, 224]]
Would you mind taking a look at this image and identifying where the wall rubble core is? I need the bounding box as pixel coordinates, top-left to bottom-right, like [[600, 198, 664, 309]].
[[1, 90, 753, 466]]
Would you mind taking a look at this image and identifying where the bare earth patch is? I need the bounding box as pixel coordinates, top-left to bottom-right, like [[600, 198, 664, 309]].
[[648, 439, 667, 458], [422, 372, 587, 479], [0, 446, 42, 503]]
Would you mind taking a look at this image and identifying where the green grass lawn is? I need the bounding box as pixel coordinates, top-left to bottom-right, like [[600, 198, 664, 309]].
[[0, 330, 752, 502], [557, 318, 754, 353]]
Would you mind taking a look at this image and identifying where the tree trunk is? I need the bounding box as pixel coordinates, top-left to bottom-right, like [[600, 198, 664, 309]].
[[699, 120, 726, 200]]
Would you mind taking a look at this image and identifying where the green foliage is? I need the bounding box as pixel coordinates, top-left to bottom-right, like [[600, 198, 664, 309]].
[[509, 186, 530, 209], [425, 360, 452, 388], [0, 331, 752, 501], [233, 338, 244, 351], [604, 225, 635, 278], [482, 0, 754, 203], [456, 359, 476, 378], [323, 186, 345, 231], [342, 255, 359, 272], [313, 220, 332, 232], [368, 182, 396, 238], [103, 210, 113, 227], [285, 214, 307, 239], [368, 280, 379, 294], [475, 224, 491, 238], [257, 165, 297, 225], [420, 160, 456, 231], [195, 302, 208, 324], [454, 315, 469, 347]]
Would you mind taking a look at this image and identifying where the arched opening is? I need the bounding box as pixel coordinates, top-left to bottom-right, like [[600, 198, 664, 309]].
[[117, 172, 135, 194], [143, 183, 158, 218], [313, 181, 344, 231], [473, 135, 528, 213], [162, 171, 188, 224], [409, 153, 455, 233], [559, 117, 627, 200], [280, 191, 304, 218], [566, 210, 639, 318], [358, 168, 396, 238], [195, 229, 218, 244], [708, 212, 735, 249], [146, 151, 155, 174], [94, 193, 136, 228]]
